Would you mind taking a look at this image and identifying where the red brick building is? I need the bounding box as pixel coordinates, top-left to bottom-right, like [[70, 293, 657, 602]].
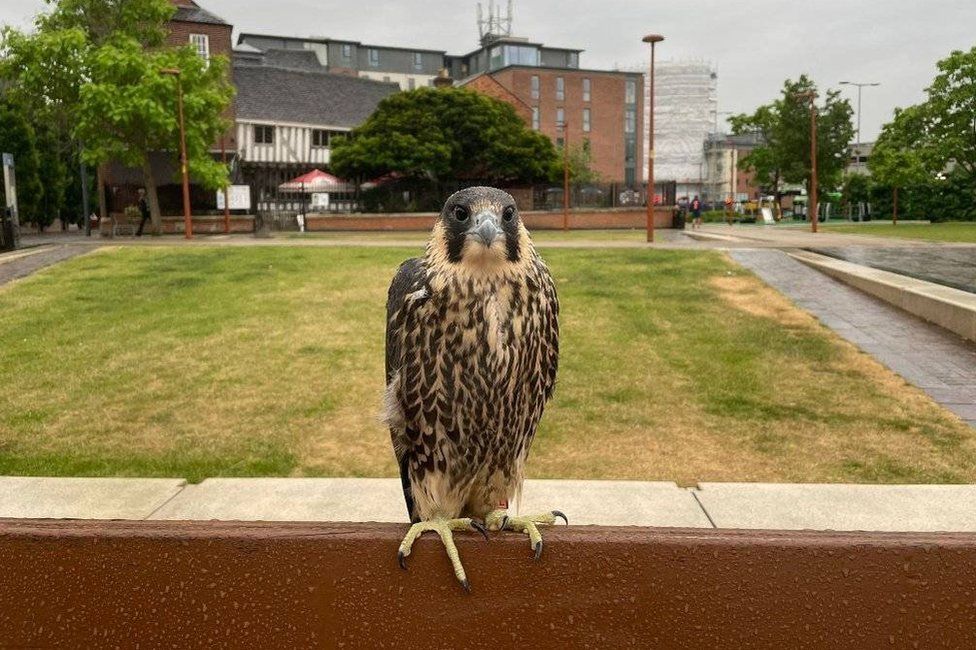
[[166, 0, 236, 149], [464, 65, 643, 185]]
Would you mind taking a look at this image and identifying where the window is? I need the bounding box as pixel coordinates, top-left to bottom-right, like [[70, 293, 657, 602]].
[[556, 107, 565, 127], [626, 79, 637, 104], [413, 52, 423, 70], [582, 78, 591, 102], [556, 137, 564, 149], [532, 107, 539, 131], [254, 125, 274, 145], [583, 138, 591, 155], [625, 168, 635, 187], [625, 109, 636, 134], [568, 52, 579, 68], [368, 48, 379, 67], [491, 45, 539, 69], [189, 34, 209, 61], [531, 75, 539, 100], [312, 129, 329, 148], [341, 44, 352, 60], [556, 77, 564, 101], [408, 77, 416, 90], [625, 138, 636, 163], [583, 108, 591, 132]]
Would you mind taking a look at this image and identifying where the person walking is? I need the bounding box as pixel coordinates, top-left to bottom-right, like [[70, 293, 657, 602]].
[[135, 188, 151, 236], [690, 195, 703, 230]]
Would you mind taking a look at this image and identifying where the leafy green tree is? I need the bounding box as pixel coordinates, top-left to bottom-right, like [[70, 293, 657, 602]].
[[331, 87, 557, 184], [0, 98, 44, 226], [776, 76, 854, 206], [732, 76, 853, 214], [730, 104, 782, 204], [926, 47, 976, 183], [551, 142, 603, 187], [870, 46, 976, 221], [35, 0, 173, 47], [0, 0, 180, 227], [868, 106, 934, 222], [74, 37, 234, 232], [35, 121, 70, 229]]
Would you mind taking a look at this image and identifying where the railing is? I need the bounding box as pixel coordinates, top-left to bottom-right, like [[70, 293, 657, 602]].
[[1, 520, 974, 648]]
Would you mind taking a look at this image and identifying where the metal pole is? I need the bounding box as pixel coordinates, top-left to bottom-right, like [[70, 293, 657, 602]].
[[222, 137, 230, 234], [562, 121, 569, 231], [839, 82, 880, 172], [643, 35, 664, 243], [856, 85, 862, 170]]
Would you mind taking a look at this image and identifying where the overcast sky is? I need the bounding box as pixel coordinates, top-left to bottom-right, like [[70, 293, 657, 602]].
[[3, 0, 975, 141]]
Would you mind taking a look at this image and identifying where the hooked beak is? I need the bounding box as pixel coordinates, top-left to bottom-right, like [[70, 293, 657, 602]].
[[469, 211, 502, 247]]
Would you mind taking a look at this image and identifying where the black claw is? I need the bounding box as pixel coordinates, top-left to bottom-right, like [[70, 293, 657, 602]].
[[397, 550, 407, 571], [552, 510, 568, 525], [470, 519, 489, 541], [500, 514, 510, 531], [533, 540, 543, 561], [460, 578, 471, 594]]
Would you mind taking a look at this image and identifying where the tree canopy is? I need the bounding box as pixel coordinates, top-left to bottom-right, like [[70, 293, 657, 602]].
[[0, 97, 44, 225], [731, 75, 854, 206], [331, 87, 558, 184], [869, 46, 976, 220], [1, 0, 233, 231]]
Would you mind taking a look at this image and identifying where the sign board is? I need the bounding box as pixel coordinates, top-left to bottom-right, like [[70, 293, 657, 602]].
[[310, 192, 330, 209], [2, 152, 20, 249], [216, 185, 251, 211], [761, 207, 775, 224]]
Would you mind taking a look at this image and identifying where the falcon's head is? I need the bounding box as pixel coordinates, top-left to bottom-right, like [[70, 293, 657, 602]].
[[433, 187, 526, 267]]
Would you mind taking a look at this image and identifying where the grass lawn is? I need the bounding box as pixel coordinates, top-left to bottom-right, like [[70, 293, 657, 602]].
[[823, 221, 976, 243], [2, 245, 974, 484]]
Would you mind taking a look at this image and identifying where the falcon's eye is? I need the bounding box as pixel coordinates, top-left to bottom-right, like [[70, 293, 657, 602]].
[[502, 206, 516, 222], [452, 205, 469, 222]]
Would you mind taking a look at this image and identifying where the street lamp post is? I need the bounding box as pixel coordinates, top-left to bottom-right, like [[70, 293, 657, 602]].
[[839, 81, 880, 172], [161, 68, 193, 239], [643, 33, 664, 243], [794, 91, 819, 233]]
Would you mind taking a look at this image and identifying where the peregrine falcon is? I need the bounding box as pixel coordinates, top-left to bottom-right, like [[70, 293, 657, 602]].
[[383, 186, 563, 591]]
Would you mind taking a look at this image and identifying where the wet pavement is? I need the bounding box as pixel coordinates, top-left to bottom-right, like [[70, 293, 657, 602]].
[[812, 246, 976, 294], [731, 249, 976, 428], [0, 245, 94, 287]]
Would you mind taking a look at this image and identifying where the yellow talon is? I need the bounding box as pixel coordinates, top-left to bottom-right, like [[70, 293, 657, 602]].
[[397, 517, 487, 591]]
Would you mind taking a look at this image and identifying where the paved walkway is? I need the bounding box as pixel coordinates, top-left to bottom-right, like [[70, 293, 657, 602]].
[[0, 245, 93, 287], [813, 246, 976, 294], [731, 249, 976, 427], [2, 476, 975, 532]]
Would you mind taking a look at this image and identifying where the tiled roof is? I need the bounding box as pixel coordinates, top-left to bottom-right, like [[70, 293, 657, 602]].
[[233, 64, 400, 128], [260, 49, 324, 73]]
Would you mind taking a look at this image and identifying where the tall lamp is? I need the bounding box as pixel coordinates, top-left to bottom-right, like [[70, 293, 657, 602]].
[[642, 33, 664, 243]]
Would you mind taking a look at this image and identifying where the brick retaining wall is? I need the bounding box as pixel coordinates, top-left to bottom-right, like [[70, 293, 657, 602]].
[[306, 208, 673, 232]]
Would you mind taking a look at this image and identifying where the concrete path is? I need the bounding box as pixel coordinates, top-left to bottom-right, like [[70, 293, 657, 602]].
[[0, 245, 93, 287], [697, 223, 976, 249], [731, 250, 976, 427], [2, 476, 975, 532]]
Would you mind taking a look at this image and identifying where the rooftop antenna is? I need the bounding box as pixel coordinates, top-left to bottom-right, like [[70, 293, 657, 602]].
[[477, 0, 513, 46]]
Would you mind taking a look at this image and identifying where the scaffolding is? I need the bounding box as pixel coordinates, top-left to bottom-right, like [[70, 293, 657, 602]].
[[627, 60, 717, 193]]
